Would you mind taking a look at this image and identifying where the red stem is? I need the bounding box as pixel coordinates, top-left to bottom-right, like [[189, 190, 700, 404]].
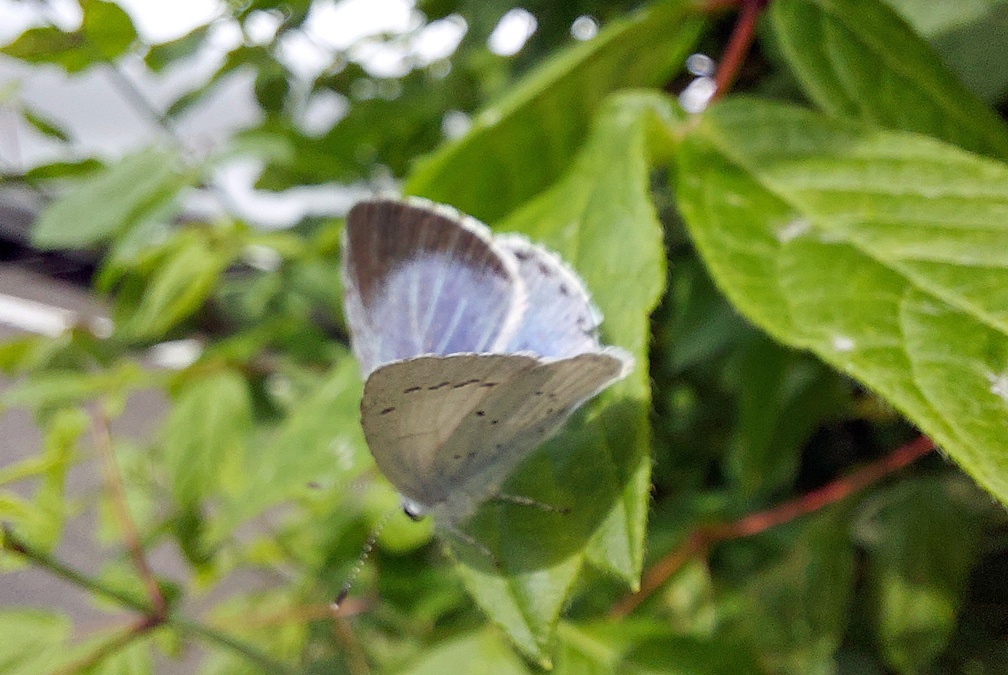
[[712, 0, 767, 101], [610, 435, 936, 617]]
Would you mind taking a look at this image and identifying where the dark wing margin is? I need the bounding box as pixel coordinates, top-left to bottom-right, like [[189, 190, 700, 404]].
[[343, 197, 525, 376]]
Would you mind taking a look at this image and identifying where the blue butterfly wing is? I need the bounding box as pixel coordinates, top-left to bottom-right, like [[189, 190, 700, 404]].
[[497, 236, 604, 358], [343, 198, 524, 375]]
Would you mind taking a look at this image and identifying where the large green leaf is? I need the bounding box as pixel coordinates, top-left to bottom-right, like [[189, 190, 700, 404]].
[[405, 0, 704, 222], [31, 147, 191, 250], [447, 92, 673, 663], [1, 0, 137, 73], [768, 0, 1008, 161], [674, 98, 1008, 503]]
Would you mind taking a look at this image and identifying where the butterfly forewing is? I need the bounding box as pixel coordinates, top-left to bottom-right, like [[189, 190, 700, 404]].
[[344, 199, 525, 376]]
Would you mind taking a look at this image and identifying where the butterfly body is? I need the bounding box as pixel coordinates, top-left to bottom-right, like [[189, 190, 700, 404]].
[[342, 197, 631, 526]]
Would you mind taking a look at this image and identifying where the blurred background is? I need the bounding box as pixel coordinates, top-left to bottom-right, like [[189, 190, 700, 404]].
[[3, 0, 1008, 673]]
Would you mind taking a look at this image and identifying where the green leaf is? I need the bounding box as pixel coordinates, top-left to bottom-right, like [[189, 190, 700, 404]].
[[162, 370, 253, 507], [552, 620, 761, 674], [31, 147, 190, 250], [0, 609, 71, 674], [405, 0, 704, 222], [853, 476, 984, 673], [1, 362, 150, 412], [675, 98, 1008, 505], [145, 24, 209, 72], [723, 511, 856, 673], [889, 0, 1008, 104], [117, 230, 234, 340], [768, 0, 1008, 161], [15, 408, 89, 551], [1, 0, 137, 73], [22, 107, 70, 141], [448, 92, 673, 662], [221, 353, 370, 530], [402, 629, 529, 675], [727, 335, 851, 497], [23, 158, 104, 181]]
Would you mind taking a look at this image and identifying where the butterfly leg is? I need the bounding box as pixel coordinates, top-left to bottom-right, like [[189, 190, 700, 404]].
[[441, 524, 501, 569], [490, 493, 571, 515]]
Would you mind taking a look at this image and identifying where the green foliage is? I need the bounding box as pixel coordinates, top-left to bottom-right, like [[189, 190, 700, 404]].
[[2, 0, 1007, 672]]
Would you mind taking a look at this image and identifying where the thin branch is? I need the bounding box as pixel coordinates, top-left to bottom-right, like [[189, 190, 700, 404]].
[[712, 0, 767, 100], [1, 525, 295, 674], [610, 435, 936, 617], [2, 523, 150, 612], [92, 406, 167, 619]]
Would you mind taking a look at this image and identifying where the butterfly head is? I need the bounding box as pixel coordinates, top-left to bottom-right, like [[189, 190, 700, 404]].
[[401, 497, 428, 522]]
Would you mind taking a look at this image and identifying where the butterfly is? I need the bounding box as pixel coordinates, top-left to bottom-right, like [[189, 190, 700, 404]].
[[342, 197, 632, 530]]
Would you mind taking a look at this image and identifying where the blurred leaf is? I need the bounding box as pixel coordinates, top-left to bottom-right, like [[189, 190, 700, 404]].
[[854, 476, 984, 673], [0, 609, 70, 674], [880, 0, 1008, 103], [1, 0, 137, 73], [402, 629, 528, 675], [220, 353, 369, 531], [145, 24, 210, 72], [724, 511, 856, 673], [23, 158, 104, 181], [31, 147, 191, 250], [768, 0, 1008, 161], [116, 229, 236, 340], [447, 93, 673, 662], [22, 107, 70, 142], [162, 369, 253, 508], [406, 0, 704, 222], [200, 590, 307, 673], [727, 336, 851, 497], [15, 408, 89, 551], [676, 98, 1008, 505], [552, 620, 761, 674], [1, 362, 150, 412]]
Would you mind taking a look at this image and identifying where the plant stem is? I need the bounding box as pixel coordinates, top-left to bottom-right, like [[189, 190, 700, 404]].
[[1, 524, 296, 674], [92, 406, 168, 618], [712, 0, 767, 100], [2, 523, 150, 612], [610, 435, 936, 617]]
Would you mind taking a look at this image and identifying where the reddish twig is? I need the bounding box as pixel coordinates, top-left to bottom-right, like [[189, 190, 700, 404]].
[[92, 407, 168, 619], [610, 435, 936, 617], [712, 0, 767, 100]]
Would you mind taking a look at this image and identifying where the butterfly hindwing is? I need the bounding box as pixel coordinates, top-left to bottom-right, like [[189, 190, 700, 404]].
[[343, 198, 525, 376], [431, 349, 633, 524], [496, 235, 603, 358]]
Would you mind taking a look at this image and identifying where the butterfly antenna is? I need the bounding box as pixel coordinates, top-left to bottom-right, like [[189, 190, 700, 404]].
[[332, 507, 397, 612]]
